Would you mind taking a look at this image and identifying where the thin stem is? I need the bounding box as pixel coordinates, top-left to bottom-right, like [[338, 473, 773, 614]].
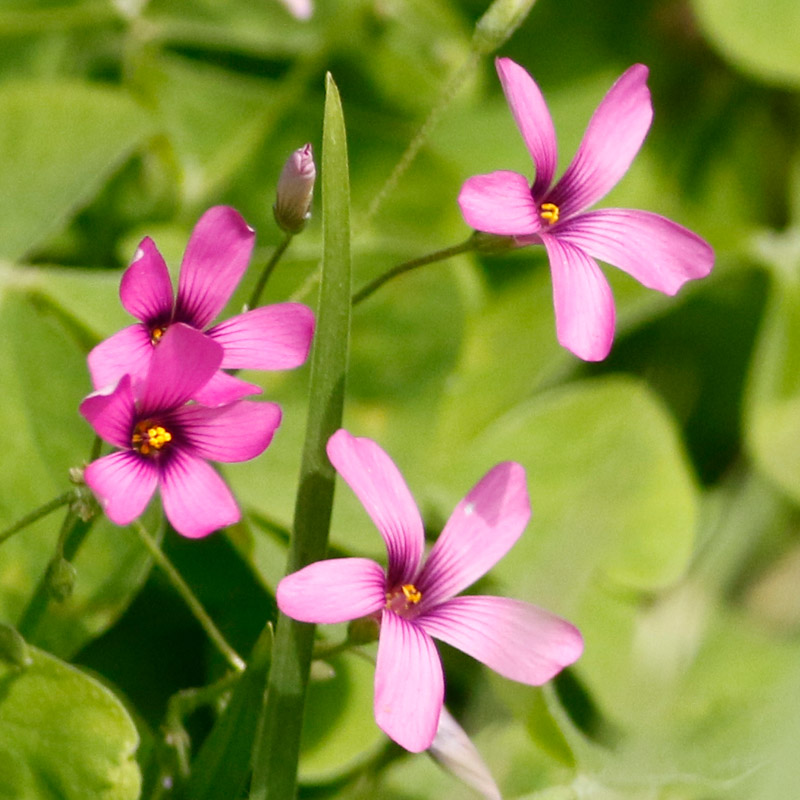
[[247, 233, 294, 310], [131, 520, 245, 672], [0, 491, 75, 547], [17, 508, 94, 639], [352, 238, 477, 305], [364, 50, 480, 225]]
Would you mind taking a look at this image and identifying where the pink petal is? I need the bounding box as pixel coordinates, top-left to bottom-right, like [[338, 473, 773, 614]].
[[87, 324, 153, 392], [175, 206, 255, 329], [555, 209, 714, 295], [171, 400, 281, 462], [139, 324, 223, 414], [84, 450, 158, 526], [208, 303, 315, 371], [548, 64, 652, 218], [543, 233, 615, 361], [416, 462, 530, 609], [496, 58, 557, 198], [159, 449, 240, 538], [276, 558, 386, 623], [429, 707, 502, 799], [418, 595, 583, 685], [458, 171, 541, 236], [374, 611, 444, 753], [327, 430, 424, 587], [79, 374, 135, 448], [191, 371, 263, 407], [119, 237, 174, 324]]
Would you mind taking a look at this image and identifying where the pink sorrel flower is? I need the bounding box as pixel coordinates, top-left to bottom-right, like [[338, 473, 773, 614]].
[[458, 58, 714, 361], [277, 429, 583, 752], [80, 324, 281, 538], [88, 206, 315, 406]]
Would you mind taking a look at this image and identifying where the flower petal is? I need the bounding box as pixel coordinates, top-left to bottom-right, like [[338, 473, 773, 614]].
[[159, 449, 239, 538], [418, 595, 583, 685], [87, 323, 153, 392], [84, 450, 158, 526], [171, 400, 281, 462], [79, 374, 135, 448], [543, 233, 615, 361], [277, 558, 386, 623], [496, 57, 557, 198], [208, 303, 315, 370], [416, 462, 530, 609], [175, 206, 255, 329], [548, 64, 652, 218], [555, 208, 714, 295], [429, 707, 502, 800], [119, 237, 174, 325], [458, 171, 541, 236], [191, 371, 263, 407], [139, 324, 223, 414], [327, 429, 424, 586], [375, 611, 444, 753]]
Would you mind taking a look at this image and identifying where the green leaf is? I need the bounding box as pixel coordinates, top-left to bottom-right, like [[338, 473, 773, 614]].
[[692, 0, 800, 87], [0, 645, 140, 800], [434, 376, 698, 599], [185, 625, 272, 800], [745, 263, 800, 502], [0, 287, 154, 657], [0, 82, 153, 262], [251, 72, 352, 800]]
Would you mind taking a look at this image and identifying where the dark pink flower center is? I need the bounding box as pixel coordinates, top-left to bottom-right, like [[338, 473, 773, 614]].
[[539, 202, 560, 225], [385, 583, 422, 617], [131, 419, 173, 456]]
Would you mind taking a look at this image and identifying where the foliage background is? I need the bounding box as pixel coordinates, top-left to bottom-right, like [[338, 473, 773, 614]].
[[2, 0, 800, 797]]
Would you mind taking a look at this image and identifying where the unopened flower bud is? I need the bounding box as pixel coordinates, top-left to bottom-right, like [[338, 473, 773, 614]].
[[46, 556, 77, 602], [274, 144, 316, 234], [0, 622, 33, 668]]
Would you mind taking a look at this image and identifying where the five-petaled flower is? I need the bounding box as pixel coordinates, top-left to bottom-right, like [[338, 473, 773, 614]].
[[88, 205, 315, 406], [80, 324, 281, 538], [458, 58, 714, 361], [277, 429, 583, 752]]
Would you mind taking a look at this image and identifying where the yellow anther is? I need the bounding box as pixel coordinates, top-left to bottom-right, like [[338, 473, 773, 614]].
[[150, 326, 166, 345], [132, 420, 172, 455], [540, 202, 560, 224], [401, 584, 422, 605]]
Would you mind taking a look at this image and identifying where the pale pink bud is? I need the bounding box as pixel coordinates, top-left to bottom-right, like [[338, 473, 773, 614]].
[[274, 144, 316, 234]]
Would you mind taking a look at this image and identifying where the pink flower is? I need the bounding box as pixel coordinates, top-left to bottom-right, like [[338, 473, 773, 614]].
[[88, 206, 315, 406], [277, 430, 583, 752], [458, 58, 714, 361], [80, 324, 281, 538]]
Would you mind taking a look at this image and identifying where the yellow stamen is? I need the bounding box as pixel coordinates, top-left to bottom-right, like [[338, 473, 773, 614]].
[[540, 202, 560, 224], [132, 421, 172, 455], [401, 584, 422, 605], [150, 326, 166, 345]]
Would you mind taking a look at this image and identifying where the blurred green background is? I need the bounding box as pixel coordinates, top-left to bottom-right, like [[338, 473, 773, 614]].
[[2, 0, 800, 798]]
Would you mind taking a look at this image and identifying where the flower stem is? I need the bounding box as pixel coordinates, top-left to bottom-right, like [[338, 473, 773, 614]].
[[0, 490, 75, 548], [352, 237, 477, 305], [364, 51, 480, 224], [17, 508, 94, 639], [131, 520, 245, 672], [247, 233, 294, 310]]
